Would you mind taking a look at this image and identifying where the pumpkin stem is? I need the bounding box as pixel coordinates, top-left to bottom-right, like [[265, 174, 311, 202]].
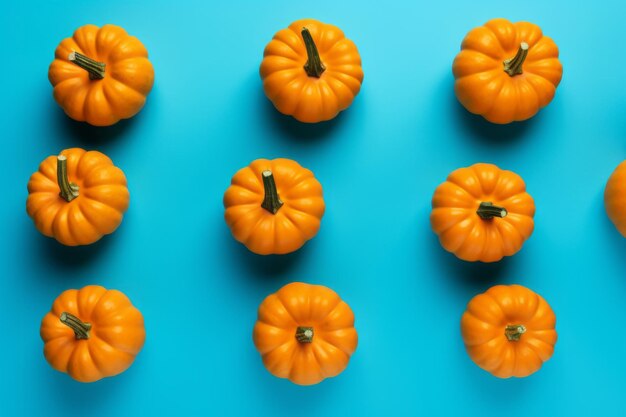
[[503, 42, 529, 77], [477, 202, 507, 220], [57, 155, 79, 202], [261, 170, 284, 214], [302, 28, 326, 78], [295, 326, 314, 343], [505, 324, 526, 341], [68, 51, 105, 80], [60, 312, 92, 340]]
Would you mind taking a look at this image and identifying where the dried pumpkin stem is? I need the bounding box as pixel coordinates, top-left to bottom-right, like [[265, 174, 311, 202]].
[[503, 42, 529, 77], [57, 155, 79, 202], [60, 312, 92, 340], [295, 326, 314, 343], [477, 202, 507, 220], [302, 27, 326, 78], [69, 51, 105, 80], [261, 170, 283, 214], [505, 324, 526, 341]]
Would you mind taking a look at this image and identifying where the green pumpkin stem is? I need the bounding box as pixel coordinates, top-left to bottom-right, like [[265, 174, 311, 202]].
[[476, 202, 507, 220], [504, 324, 526, 342], [60, 312, 92, 340], [68, 51, 105, 80], [295, 326, 314, 343], [302, 28, 326, 78], [261, 170, 283, 214], [57, 155, 79, 202], [503, 42, 529, 77]]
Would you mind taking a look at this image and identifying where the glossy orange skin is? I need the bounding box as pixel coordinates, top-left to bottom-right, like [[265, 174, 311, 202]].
[[604, 161, 626, 236], [430, 163, 535, 262], [40, 285, 146, 383], [223, 158, 325, 255], [48, 24, 155, 126], [453, 18, 562, 124], [260, 19, 363, 123], [253, 282, 358, 385], [26, 148, 130, 246], [461, 285, 557, 378]]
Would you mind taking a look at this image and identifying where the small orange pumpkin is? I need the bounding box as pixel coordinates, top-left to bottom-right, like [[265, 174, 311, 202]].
[[605, 161, 626, 236], [49, 24, 155, 126], [223, 158, 325, 255], [260, 19, 363, 123], [26, 148, 129, 246], [452, 18, 562, 124], [430, 163, 535, 262], [40, 285, 146, 382], [461, 284, 557, 378], [253, 282, 358, 385]]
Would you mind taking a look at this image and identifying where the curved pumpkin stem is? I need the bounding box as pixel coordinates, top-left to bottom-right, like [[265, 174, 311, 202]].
[[57, 155, 79, 202], [60, 312, 92, 340], [503, 42, 529, 77], [69, 51, 105, 80], [261, 170, 283, 214], [477, 202, 507, 220], [505, 324, 526, 341], [302, 28, 326, 78], [295, 326, 314, 343]]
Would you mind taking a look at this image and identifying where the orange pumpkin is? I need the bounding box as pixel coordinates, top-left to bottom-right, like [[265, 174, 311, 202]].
[[452, 18, 562, 124], [48, 24, 155, 126], [223, 158, 325, 255], [26, 148, 129, 246], [461, 284, 557, 378], [40, 285, 146, 383], [430, 163, 535, 262], [253, 282, 358, 385], [260, 19, 363, 123], [604, 161, 626, 236]]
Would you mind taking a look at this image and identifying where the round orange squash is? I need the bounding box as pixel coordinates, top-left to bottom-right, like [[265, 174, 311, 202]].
[[461, 284, 557, 378], [253, 282, 358, 385], [40, 285, 146, 382], [604, 161, 626, 236], [26, 148, 129, 246], [452, 18, 562, 124], [48, 24, 155, 126], [430, 163, 535, 262], [260, 19, 363, 123], [223, 158, 325, 255]]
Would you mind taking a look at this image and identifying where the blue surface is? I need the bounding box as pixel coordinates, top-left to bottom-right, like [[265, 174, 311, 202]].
[[2, 0, 625, 416]]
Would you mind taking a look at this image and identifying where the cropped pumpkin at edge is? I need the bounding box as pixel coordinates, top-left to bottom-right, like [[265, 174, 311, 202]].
[[430, 163, 535, 262], [48, 24, 155, 126], [26, 148, 130, 246], [40, 285, 146, 383], [260, 18, 364, 123], [604, 161, 626, 236], [461, 284, 557, 378], [223, 158, 325, 255], [452, 18, 562, 124], [253, 282, 358, 385]]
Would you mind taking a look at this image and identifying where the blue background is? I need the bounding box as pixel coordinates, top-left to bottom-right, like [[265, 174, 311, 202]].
[[2, 0, 625, 416]]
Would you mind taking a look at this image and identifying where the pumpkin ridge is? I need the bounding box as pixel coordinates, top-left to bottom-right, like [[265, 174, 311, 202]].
[[65, 203, 89, 245], [484, 290, 509, 322], [29, 195, 61, 222], [280, 208, 311, 240], [95, 29, 127, 61], [315, 330, 355, 357], [244, 214, 274, 248], [76, 197, 110, 235], [106, 67, 146, 98], [517, 336, 547, 366], [93, 331, 138, 355], [275, 291, 304, 325]]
